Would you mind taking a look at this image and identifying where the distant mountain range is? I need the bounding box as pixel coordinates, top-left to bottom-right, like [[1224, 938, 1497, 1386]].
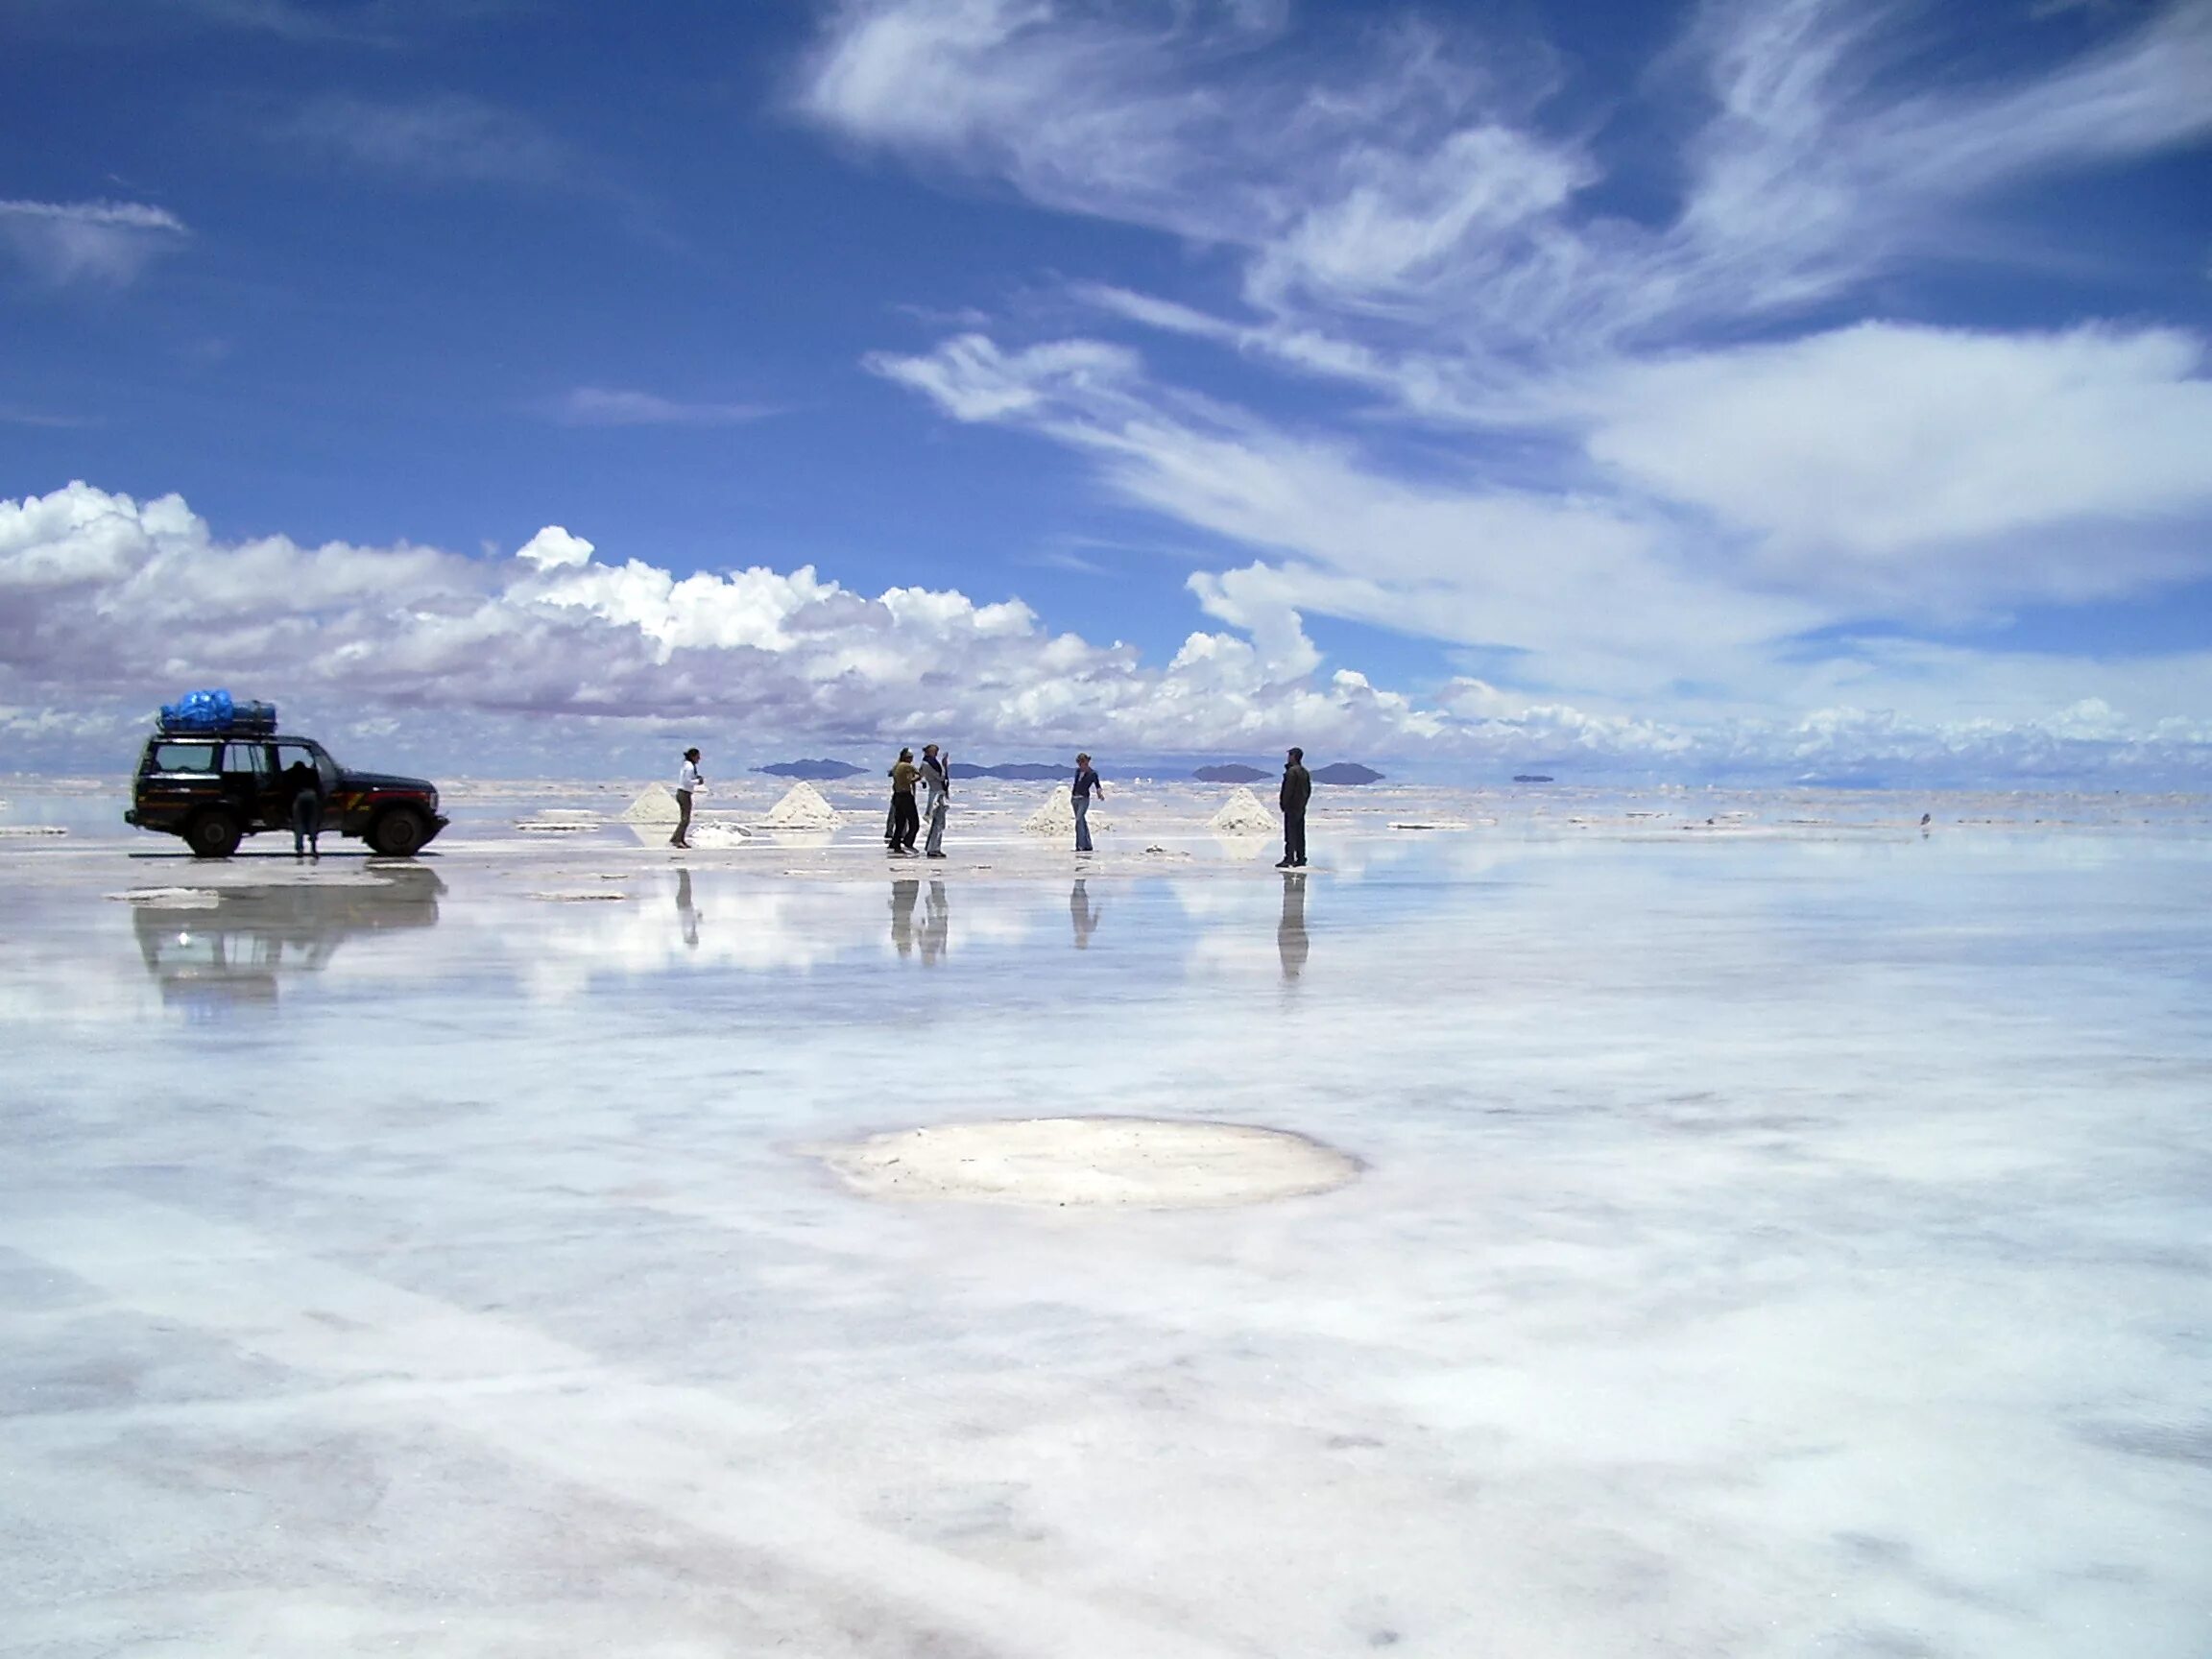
[[949, 762, 1070, 781], [759, 757, 1384, 784], [756, 758, 867, 780], [1196, 760, 1384, 784]]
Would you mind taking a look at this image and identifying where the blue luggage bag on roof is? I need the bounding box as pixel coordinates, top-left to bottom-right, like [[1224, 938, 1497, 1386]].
[[158, 689, 276, 734]]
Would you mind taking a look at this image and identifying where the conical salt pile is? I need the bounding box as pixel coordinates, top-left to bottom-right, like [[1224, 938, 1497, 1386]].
[[1023, 786, 1111, 836], [763, 781, 839, 830], [1209, 786, 1278, 835], [620, 782, 682, 824]]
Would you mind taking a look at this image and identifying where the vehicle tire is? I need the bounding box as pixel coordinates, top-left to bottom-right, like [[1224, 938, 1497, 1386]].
[[187, 809, 242, 859], [369, 805, 429, 857]]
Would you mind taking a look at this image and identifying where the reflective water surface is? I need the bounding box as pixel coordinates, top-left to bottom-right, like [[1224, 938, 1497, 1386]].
[[2, 819, 2208, 1657]]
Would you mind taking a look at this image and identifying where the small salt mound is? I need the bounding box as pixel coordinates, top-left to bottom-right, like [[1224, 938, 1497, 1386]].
[[1209, 786, 1277, 835], [811, 1118, 1358, 1209], [687, 823, 752, 849], [620, 783, 682, 824], [1022, 787, 1109, 836], [762, 781, 839, 830]]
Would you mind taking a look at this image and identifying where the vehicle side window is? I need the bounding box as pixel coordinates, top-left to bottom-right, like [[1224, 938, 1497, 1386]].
[[275, 744, 318, 781], [222, 742, 272, 776], [150, 742, 218, 772]]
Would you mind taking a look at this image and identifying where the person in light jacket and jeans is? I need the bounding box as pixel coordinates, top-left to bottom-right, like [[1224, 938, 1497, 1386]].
[[1071, 753, 1103, 854], [920, 743, 951, 858], [672, 748, 704, 849]]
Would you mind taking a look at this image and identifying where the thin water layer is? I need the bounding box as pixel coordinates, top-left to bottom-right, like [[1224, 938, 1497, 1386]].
[[1, 801, 2207, 1657]]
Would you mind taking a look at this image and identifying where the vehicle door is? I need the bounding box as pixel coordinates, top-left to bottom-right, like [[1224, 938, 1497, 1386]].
[[218, 739, 276, 828]]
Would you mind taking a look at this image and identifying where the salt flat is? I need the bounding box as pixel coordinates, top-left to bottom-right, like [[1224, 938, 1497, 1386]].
[[2, 781, 2207, 1657]]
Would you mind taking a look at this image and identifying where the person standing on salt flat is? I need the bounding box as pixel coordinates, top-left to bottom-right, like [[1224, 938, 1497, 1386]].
[[671, 748, 704, 849], [285, 757, 323, 858], [1278, 746, 1310, 869], [919, 743, 951, 858], [886, 748, 921, 854], [1071, 752, 1104, 854]]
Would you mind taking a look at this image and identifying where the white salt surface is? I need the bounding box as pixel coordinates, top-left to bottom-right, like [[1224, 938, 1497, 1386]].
[[813, 1117, 1358, 1208], [686, 823, 754, 849], [3, 790, 2209, 1657]]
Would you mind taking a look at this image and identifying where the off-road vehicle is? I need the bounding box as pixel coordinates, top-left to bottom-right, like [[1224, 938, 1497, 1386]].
[[126, 702, 447, 858]]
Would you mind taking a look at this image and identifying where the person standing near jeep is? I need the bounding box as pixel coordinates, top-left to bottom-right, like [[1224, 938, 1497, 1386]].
[[1277, 746, 1310, 869], [672, 748, 703, 849], [285, 757, 323, 858]]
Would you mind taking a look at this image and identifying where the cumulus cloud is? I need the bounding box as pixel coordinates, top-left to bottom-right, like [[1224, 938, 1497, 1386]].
[[2, 480, 2207, 784], [0, 199, 190, 286]]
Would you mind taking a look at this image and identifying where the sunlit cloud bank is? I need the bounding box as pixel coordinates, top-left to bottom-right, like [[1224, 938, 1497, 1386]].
[[4, 480, 2209, 784]]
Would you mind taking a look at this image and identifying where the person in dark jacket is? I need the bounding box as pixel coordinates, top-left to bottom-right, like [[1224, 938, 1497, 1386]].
[[286, 758, 323, 857], [887, 748, 921, 854], [1071, 752, 1103, 854], [1277, 747, 1310, 869]]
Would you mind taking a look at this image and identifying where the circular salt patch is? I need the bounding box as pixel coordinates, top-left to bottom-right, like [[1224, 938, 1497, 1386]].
[[812, 1117, 1358, 1210]]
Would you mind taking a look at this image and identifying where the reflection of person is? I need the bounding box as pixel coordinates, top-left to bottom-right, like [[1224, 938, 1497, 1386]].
[[1277, 872, 1310, 980], [887, 749, 921, 854], [889, 878, 919, 956], [286, 759, 323, 857], [676, 868, 699, 950], [1277, 746, 1310, 869], [672, 748, 704, 849], [920, 880, 950, 965], [1071, 752, 1103, 854], [920, 743, 950, 858], [1070, 878, 1101, 950]]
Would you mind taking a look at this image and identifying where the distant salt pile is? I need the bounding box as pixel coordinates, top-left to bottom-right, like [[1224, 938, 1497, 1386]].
[[1022, 787, 1109, 836], [762, 781, 839, 830], [620, 783, 682, 825], [1209, 787, 1277, 835], [811, 1118, 1359, 1210]]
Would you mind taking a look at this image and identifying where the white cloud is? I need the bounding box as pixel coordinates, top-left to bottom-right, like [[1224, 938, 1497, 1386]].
[[0, 199, 189, 286], [4, 480, 2206, 784], [806, 0, 2212, 762], [800, 0, 2212, 359], [545, 388, 780, 427], [1579, 321, 2212, 613]]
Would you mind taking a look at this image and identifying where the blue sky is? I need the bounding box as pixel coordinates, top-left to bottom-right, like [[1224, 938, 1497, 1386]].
[[3, 0, 2210, 781]]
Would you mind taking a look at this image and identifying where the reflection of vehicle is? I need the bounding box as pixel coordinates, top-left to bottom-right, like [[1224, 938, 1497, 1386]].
[[132, 868, 445, 1009], [125, 724, 448, 857]]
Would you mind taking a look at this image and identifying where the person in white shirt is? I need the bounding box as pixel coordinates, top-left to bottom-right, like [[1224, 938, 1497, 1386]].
[[672, 748, 704, 848], [919, 742, 951, 857]]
